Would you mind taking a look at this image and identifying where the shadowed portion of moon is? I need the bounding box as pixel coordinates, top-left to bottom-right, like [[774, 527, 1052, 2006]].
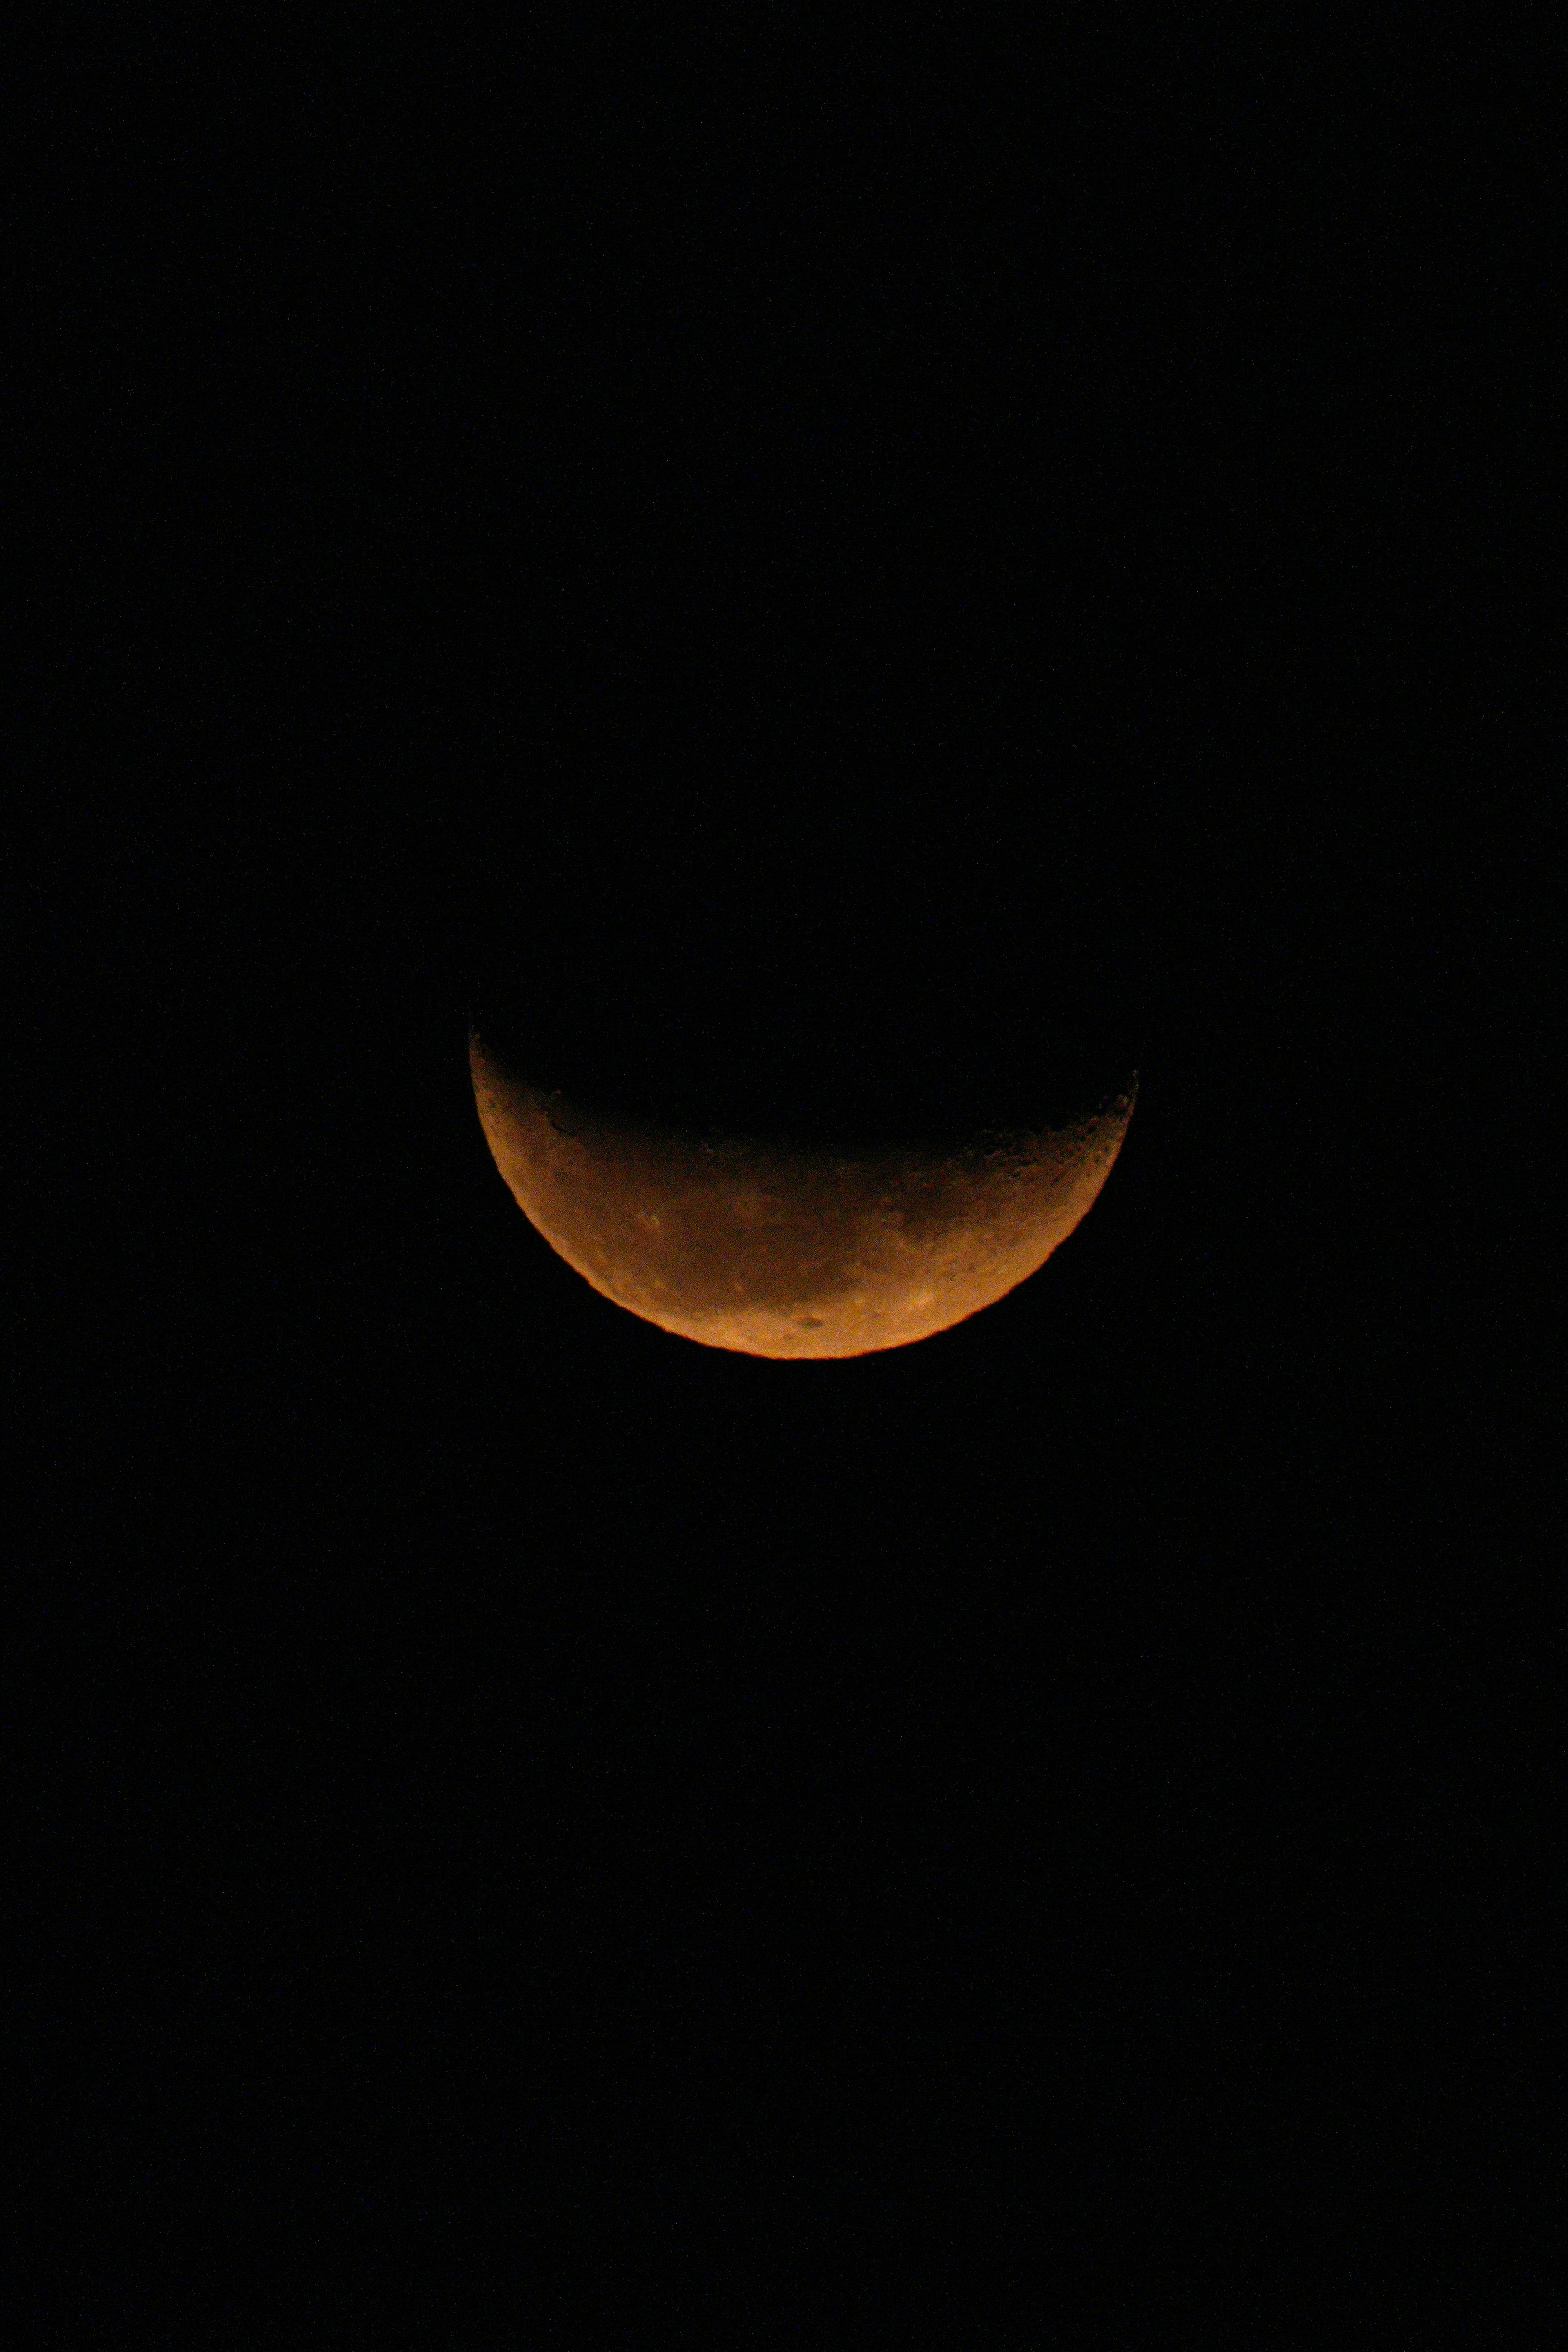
[[471, 1033, 1135, 1359]]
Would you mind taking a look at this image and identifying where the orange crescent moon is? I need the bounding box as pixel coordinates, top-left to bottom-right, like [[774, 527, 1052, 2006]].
[[470, 1034, 1135, 1359]]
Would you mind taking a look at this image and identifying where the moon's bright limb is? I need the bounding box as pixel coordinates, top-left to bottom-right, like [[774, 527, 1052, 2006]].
[[470, 1034, 1134, 1359]]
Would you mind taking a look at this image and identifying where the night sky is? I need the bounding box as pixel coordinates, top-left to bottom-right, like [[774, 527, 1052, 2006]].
[[18, 16, 1550, 2344]]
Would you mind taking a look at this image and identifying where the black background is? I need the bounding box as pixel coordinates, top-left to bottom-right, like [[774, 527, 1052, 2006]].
[[16, 13, 1554, 2345]]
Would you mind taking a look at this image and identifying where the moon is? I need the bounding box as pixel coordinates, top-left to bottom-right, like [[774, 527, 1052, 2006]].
[[470, 1034, 1135, 1359]]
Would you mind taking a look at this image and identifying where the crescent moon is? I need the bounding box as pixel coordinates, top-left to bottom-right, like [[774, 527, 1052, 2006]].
[[470, 1034, 1135, 1359]]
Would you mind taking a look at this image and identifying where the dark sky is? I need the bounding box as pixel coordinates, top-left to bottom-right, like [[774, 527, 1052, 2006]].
[[18, 16, 1550, 2345]]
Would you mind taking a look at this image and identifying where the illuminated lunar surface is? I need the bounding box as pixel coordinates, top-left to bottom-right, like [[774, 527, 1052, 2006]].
[[471, 1034, 1135, 1359]]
